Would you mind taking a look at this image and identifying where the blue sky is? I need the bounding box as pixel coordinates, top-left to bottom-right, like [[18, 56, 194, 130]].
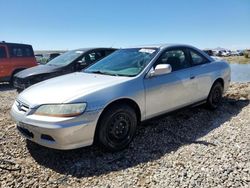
[[1, 0, 249, 50]]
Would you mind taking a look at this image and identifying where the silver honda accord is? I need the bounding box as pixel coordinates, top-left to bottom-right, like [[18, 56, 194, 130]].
[[11, 44, 231, 151]]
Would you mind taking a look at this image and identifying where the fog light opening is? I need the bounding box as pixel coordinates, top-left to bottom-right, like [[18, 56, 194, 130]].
[[41, 134, 55, 142]]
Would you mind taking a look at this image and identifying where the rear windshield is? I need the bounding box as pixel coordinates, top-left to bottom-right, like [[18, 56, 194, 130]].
[[8, 45, 34, 58]]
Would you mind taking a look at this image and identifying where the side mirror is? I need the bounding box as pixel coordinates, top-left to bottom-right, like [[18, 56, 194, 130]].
[[147, 64, 172, 78]]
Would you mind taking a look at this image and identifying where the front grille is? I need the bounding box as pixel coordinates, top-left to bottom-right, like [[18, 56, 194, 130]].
[[16, 100, 30, 112], [14, 77, 31, 88]]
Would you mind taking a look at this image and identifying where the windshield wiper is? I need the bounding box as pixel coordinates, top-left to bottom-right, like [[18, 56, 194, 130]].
[[87, 70, 134, 77], [88, 70, 119, 76]]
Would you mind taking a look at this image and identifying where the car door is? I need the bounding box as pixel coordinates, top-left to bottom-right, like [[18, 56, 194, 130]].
[[0, 45, 10, 80], [188, 48, 213, 101], [144, 48, 196, 119]]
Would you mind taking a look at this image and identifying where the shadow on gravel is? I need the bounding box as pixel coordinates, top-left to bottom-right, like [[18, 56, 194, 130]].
[[27, 97, 249, 178], [0, 83, 14, 92]]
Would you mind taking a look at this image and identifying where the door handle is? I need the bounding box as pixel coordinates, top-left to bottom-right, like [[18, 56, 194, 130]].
[[190, 76, 195, 79]]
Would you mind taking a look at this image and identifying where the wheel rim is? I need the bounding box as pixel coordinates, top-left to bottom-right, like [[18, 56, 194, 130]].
[[107, 113, 131, 143], [212, 87, 221, 104]]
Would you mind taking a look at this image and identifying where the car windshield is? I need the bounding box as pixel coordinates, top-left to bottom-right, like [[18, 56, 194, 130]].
[[47, 50, 85, 66], [84, 48, 158, 77]]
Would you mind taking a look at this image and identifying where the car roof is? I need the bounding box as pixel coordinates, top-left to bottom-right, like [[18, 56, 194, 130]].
[[126, 44, 214, 61], [0, 41, 32, 47], [127, 43, 201, 50], [75, 47, 117, 51]]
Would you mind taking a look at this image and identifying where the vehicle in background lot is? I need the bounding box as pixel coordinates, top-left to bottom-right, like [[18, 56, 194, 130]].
[[35, 54, 44, 64], [212, 50, 223, 56], [47, 53, 61, 61], [11, 44, 231, 151], [203, 50, 213, 56], [231, 50, 244, 56], [0, 41, 37, 84], [35, 53, 62, 64], [35, 54, 43, 59], [212, 49, 232, 57], [221, 50, 231, 57], [13, 48, 116, 91]]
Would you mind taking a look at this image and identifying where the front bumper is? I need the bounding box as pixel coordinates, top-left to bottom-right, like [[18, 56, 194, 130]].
[[10, 102, 102, 150]]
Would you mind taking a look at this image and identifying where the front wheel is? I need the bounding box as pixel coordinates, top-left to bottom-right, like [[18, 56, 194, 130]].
[[96, 104, 137, 151], [206, 82, 223, 110]]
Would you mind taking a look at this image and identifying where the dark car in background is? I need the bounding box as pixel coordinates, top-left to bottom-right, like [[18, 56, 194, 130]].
[[13, 48, 116, 91], [0, 41, 37, 84]]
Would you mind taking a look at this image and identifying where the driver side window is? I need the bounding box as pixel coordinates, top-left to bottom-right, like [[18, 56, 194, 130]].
[[155, 49, 190, 71], [81, 51, 106, 65]]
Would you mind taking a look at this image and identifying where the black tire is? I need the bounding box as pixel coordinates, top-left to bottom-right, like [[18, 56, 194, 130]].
[[96, 104, 137, 151], [206, 82, 223, 110]]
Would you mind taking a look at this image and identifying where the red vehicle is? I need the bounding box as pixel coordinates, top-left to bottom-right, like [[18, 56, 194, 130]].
[[0, 41, 37, 84]]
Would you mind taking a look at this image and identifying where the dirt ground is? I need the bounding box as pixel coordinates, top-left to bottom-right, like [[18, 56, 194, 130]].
[[0, 83, 249, 188]]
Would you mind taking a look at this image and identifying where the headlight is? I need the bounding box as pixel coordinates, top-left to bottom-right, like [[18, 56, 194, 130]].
[[34, 103, 87, 117]]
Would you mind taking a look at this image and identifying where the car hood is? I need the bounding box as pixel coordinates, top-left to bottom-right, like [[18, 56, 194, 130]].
[[18, 72, 132, 107], [15, 65, 61, 78]]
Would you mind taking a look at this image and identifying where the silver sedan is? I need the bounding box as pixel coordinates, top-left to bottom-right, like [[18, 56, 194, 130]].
[[11, 44, 231, 151]]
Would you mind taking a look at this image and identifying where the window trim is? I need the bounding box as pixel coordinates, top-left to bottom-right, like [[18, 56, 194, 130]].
[[152, 47, 192, 72]]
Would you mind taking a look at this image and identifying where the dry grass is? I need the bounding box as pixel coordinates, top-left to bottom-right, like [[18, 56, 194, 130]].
[[222, 56, 250, 64]]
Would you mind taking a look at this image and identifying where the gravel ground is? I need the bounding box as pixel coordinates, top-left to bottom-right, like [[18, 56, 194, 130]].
[[0, 83, 249, 188]]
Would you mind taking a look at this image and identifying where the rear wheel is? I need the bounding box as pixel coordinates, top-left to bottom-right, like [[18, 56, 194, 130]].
[[206, 82, 223, 109], [97, 104, 137, 151]]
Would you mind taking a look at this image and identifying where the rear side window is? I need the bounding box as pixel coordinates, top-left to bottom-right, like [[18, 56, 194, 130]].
[[190, 50, 209, 65], [9, 45, 34, 58], [0, 47, 7, 58], [155, 49, 190, 71]]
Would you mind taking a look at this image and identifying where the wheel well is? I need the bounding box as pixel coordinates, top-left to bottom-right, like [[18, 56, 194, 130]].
[[101, 98, 141, 122], [94, 98, 141, 143], [213, 78, 224, 88]]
